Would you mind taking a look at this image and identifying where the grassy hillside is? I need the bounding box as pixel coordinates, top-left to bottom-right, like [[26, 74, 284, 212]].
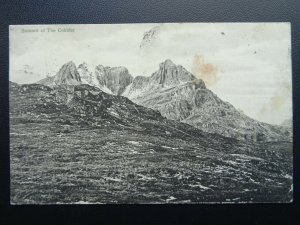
[[10, 82, 292, 203]]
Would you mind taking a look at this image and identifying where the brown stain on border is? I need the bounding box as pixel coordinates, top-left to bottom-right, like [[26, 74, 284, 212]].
[[191, 54, 219, 87], [258, 82, 292, 117]]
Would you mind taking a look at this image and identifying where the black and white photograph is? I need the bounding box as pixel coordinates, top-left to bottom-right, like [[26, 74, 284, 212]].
[[9, 23, 293, 204]]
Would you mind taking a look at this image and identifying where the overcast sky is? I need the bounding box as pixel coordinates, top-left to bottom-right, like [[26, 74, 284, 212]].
[[9, 23, 292, 125]]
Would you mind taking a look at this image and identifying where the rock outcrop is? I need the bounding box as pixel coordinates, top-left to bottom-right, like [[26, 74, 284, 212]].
[[124, 59, 291, 142], [95, 65, 133, 95], [37, 61, 81, 87]]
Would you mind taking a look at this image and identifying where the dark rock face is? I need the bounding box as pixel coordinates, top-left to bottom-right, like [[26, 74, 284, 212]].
[[12, 81, 162, 123], [95, 65, 133, 95], [54, 61, 81, 85], [37, 61, 81, 87]]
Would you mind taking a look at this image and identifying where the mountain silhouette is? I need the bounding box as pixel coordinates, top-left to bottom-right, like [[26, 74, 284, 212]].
[[36, 60, 291, 142]]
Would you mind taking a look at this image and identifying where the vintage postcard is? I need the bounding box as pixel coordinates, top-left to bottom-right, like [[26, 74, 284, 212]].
[[9, 23, 293, 204]]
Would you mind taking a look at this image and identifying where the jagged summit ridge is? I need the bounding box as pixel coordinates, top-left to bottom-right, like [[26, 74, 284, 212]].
[[125, 59, 206, 98], [35, 59, 291, 141], [160, 59, 176, 67], [54, 61, 81, 85], [37, 61, 81, 87], [151, 59, 202, 88], [38, 61, 133, 96], [38, 59, 204, 95]]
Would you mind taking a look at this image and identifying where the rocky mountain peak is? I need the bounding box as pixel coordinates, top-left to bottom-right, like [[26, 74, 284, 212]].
[[150, 59, 198, 88], [159, 59, 176, 68], [78, 62, 88, 70], [125, 60, 206, 99], [53, 61, 81, 85], [66, 61, 77, 69], [37, 61, 81, 87]]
